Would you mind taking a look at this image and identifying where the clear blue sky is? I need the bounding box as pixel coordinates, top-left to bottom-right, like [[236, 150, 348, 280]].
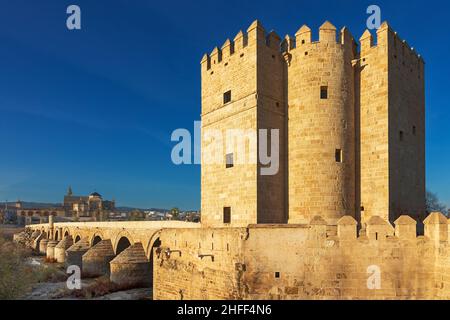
[[0, 0, 448, 210]]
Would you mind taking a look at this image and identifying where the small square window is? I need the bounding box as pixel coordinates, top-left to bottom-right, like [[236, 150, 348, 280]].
[[320, 86, 328, 99], [223, 207, 231, 224], [335, 149, 342, 163], [223, 90, 231, 104], [301, 39, 305, 44], [226, 153, 234, 168], [275, 272, 280, 278], [399, 131, 404, 141]]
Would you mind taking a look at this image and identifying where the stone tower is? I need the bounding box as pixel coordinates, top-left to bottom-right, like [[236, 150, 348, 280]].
[[200, 20, 286, 227], [358, 22, 425, 225], [200, 20, 425, 227], [286, 22, 357, 225]]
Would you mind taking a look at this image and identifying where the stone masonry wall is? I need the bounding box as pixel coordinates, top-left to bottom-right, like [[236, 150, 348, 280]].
[[154, 213, 449, 300], [153, 228, 248, 299]]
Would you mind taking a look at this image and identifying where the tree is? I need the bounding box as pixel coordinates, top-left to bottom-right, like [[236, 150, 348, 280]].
[[129, 210, 145, 221], [170, 207, 180, 220], [426, 191, 448, 215]]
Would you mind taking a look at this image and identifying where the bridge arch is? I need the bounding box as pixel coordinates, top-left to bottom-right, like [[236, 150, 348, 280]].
[[145, 230, 162, 259], [91, 233, 104, 247], [63, 227, 71, 239], [113, 231, 134, 255], [74, 234, 82, 243], [116, 237, 131, 255]]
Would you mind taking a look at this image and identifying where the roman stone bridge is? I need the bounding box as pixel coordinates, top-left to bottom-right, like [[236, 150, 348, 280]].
[[15, 218, 200, 290]]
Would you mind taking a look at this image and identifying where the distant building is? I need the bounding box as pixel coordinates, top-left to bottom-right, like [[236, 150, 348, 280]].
[[63, 186, 115, 219], [1, 202, 20, 223]]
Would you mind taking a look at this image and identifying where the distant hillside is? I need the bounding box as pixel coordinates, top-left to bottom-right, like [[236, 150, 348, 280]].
[[116, 207, 169, 213], [0, 202, 62, 209], [0, 201, 172, 212], [1, 202, 170, 212]]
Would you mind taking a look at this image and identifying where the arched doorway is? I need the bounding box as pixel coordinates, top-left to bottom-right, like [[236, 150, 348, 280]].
[[54, 230, 59, 241], [64, 231, 69, 239], [116, 237, 131, 255], [75, 235, 81, 243], [92, 235, 102, 246]]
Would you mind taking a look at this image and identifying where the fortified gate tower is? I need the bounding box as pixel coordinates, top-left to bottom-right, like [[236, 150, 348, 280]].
[[200, 20, 425, 228]]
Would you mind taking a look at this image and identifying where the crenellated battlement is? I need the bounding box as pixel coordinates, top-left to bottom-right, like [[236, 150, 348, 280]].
[[202, 20, 359, 72], [201, 20, 282, 72], [359, 21, 424, 65], [284, 21, 357, 52], [202, 20, 424, 72], [155, 212, 448, 261]]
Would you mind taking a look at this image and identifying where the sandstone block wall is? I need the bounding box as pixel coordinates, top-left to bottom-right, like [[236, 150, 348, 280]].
[[154, 228, 248, 299], [154, 214, 449, 300]]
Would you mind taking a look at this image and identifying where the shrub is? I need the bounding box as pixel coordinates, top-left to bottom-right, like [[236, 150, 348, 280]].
[[68, 276, 132, 299], [0, 234, 36, 299]]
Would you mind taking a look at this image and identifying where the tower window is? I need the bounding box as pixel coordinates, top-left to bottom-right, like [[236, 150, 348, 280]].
[[275, 272, 280, 278], [226, 153, 234, 168], [335, 149, 343, 163], [412, 126, 416, 135], [320, 86, 328, 99], [399, 131, 404, 141], [223, 90, 231, 104], [223, 207, 231, 224], [301, 39, 305, 44]]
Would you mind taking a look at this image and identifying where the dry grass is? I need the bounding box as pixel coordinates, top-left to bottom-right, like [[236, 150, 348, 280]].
[[34, 264, 68, 284], [0, 232, 36, 299], [43, 257, 58, 264], [0, 229, 69, 299], [67, 276, 133, 299], [0, 226, 24, 241]]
